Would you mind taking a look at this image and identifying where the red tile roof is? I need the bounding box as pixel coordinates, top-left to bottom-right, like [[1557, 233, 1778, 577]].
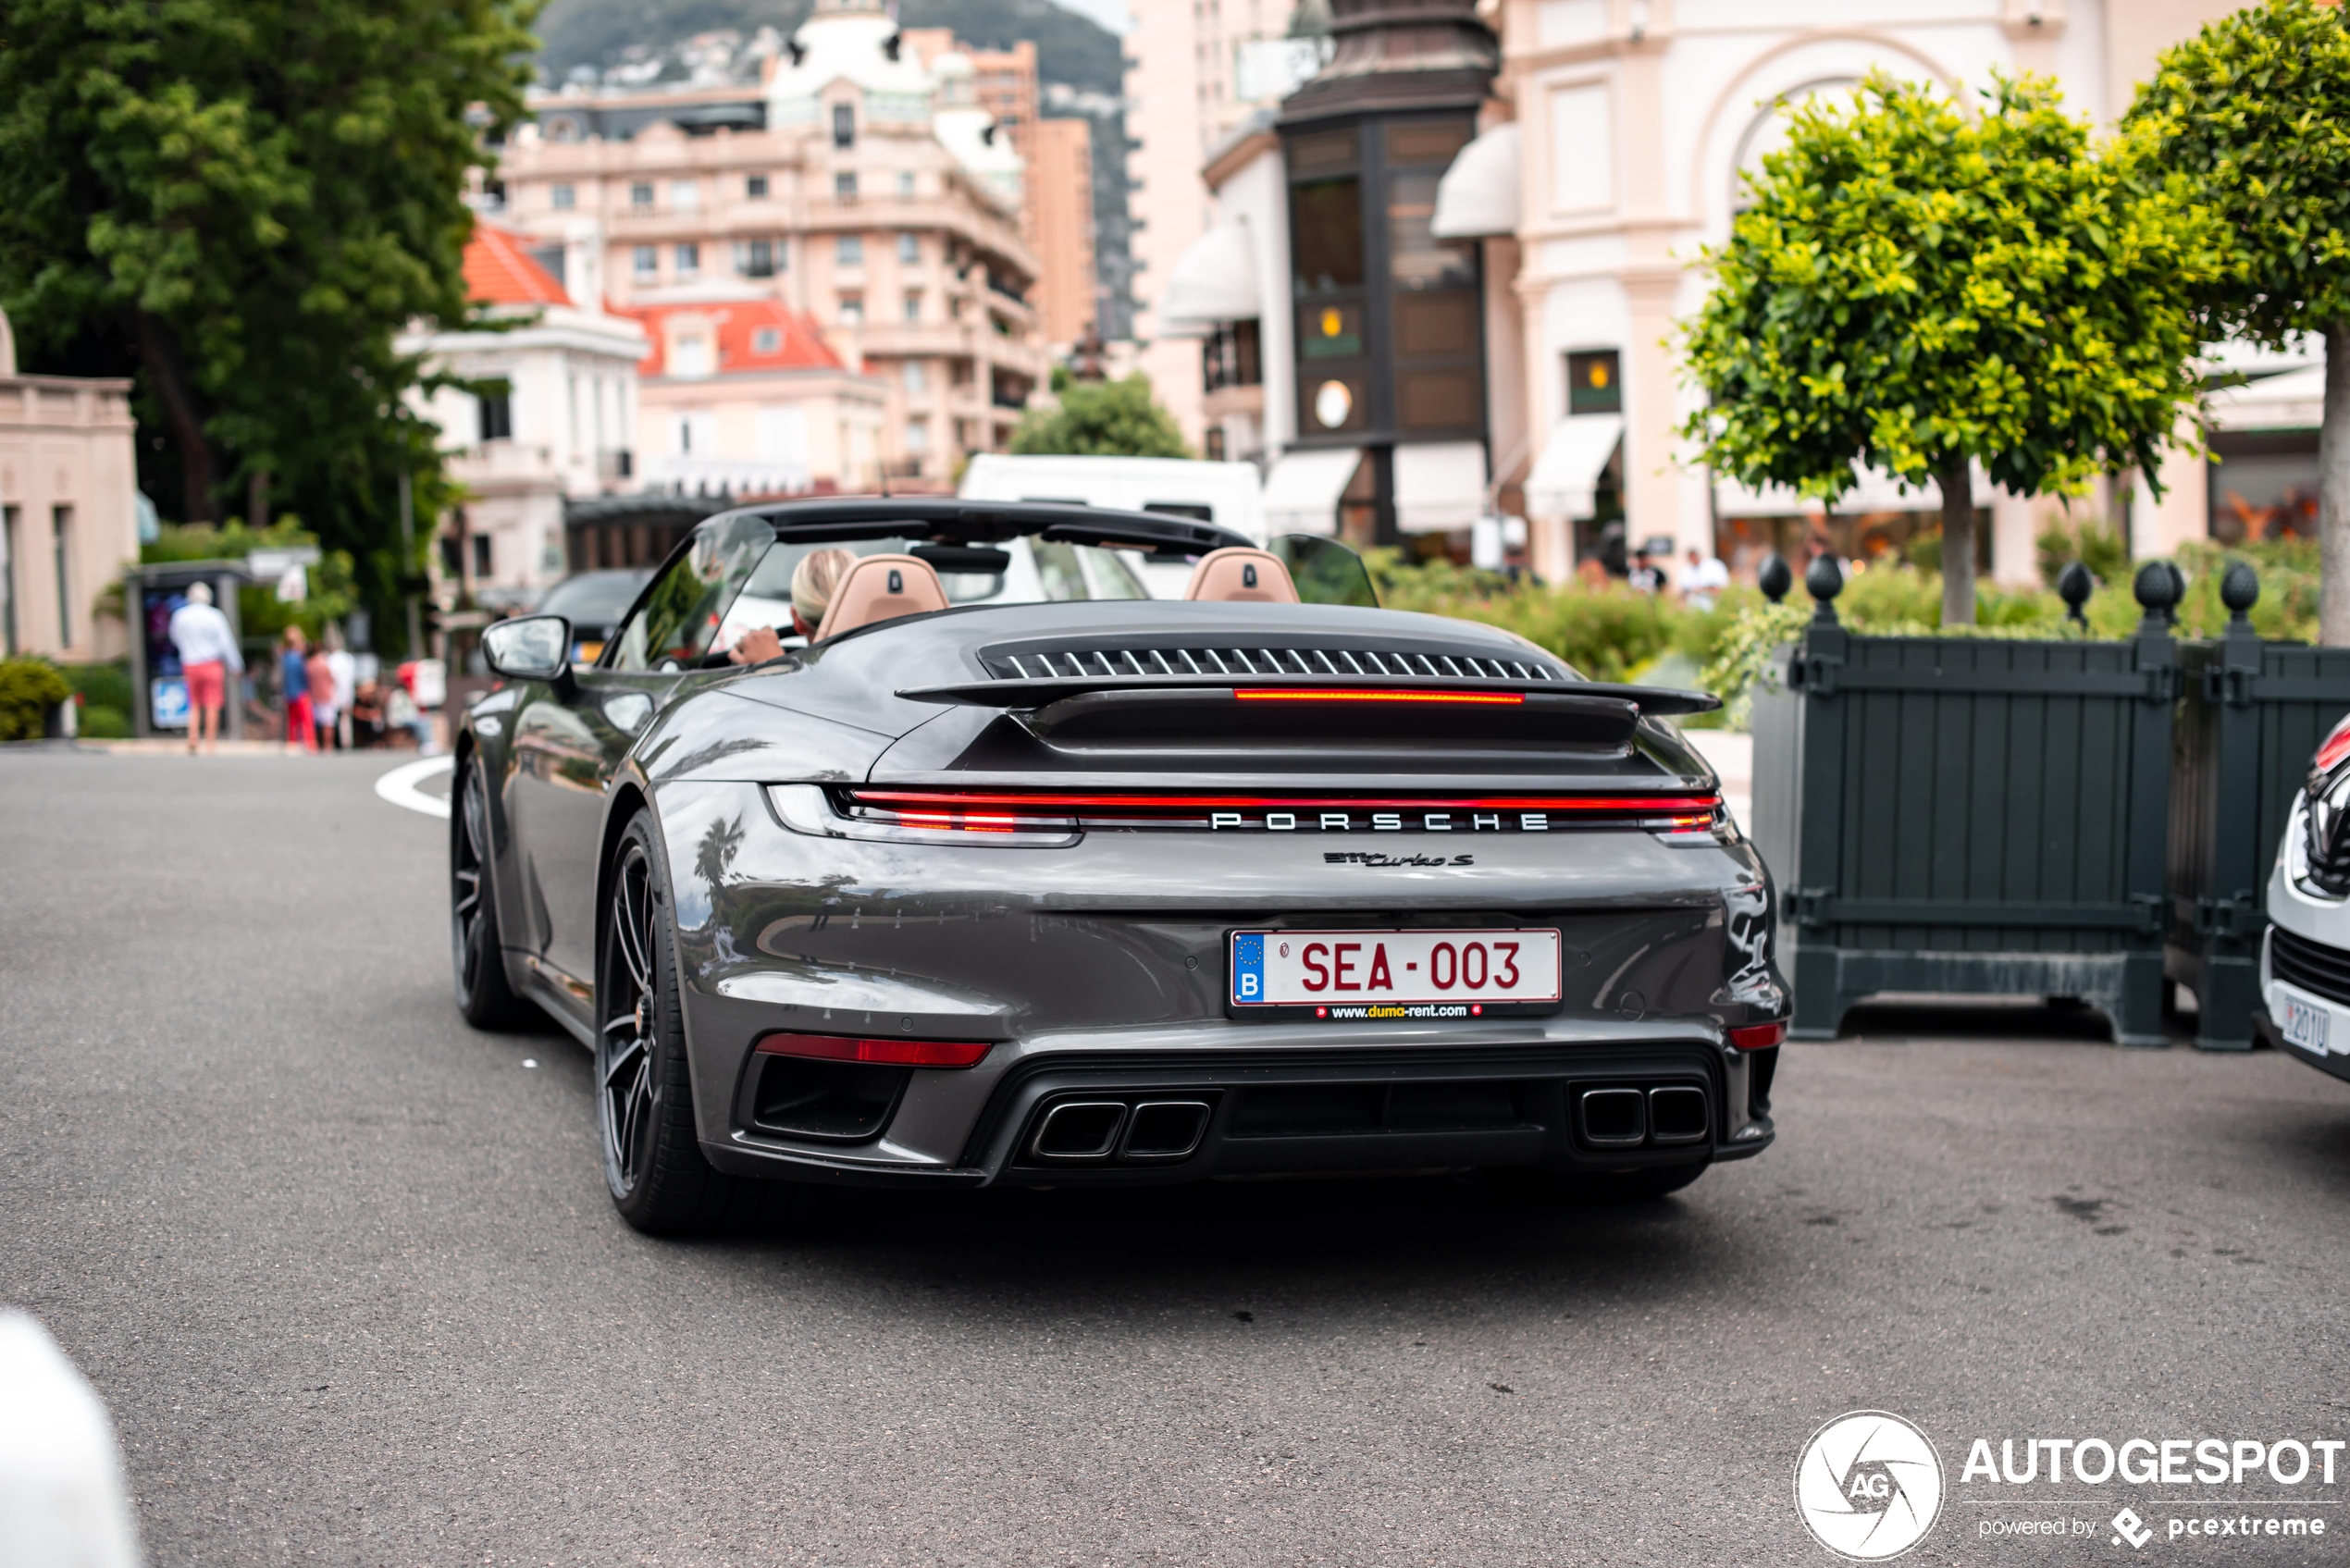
[[464, 224, 570, 308], [613, 299, 845, 377]]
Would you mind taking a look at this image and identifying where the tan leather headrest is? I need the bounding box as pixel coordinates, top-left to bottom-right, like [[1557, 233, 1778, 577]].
[[1182, 547, 1298, 603], [813, 553, 950, 640]]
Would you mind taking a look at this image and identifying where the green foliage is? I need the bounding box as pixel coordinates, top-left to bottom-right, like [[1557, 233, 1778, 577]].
[[61, 660, 133, 715], [0, 0, 537, 658], [1679, 71, 2223, 622], [1008, 373, 1192, 459], [79, 704, 132, 738], [2127, 0, 2350, 349], [2036, 512, 2133, 588], [1702, 601, 1811, 729], [0, 658, 71, 742]]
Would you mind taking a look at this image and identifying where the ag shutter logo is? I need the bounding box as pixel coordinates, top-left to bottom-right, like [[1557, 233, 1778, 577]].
[[1795, 1411, 1946, 1561]]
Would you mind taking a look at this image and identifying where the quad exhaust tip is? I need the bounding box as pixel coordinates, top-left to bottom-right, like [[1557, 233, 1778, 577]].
[[1030, 1098, 1213, 1163]]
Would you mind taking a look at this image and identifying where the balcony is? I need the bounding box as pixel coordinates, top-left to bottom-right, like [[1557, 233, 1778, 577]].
[[638, 452, 811, 499]]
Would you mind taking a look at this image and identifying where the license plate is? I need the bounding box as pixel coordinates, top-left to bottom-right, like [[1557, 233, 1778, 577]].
[[2281, 993, 2332, 1054], [1230, 928, 1562, 1019]]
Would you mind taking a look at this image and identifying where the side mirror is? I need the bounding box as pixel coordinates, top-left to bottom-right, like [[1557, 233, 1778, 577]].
[[481, 615, 573, 684]]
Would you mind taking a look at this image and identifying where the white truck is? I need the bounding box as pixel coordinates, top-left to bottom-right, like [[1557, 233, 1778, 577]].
[[958, 453, 1268, 597]]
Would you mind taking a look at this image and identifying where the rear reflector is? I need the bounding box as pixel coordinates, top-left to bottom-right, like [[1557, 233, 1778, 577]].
[[754, 1032, 995, 1068], [1727, 1020, 1787, 1051], [1231, 687, 1526, 706]]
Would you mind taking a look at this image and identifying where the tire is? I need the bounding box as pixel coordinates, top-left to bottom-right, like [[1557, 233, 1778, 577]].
[[451, 757, 538, 1031], [598, 810, 739, 1235], [1487, 1162, 1709, 1203]]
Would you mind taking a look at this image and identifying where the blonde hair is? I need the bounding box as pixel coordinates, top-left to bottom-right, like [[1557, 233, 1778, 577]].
[[791, 548, 857, 627]]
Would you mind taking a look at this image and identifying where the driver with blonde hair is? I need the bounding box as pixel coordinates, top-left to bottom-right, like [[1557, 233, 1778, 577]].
[[727, 547, 857, 664]]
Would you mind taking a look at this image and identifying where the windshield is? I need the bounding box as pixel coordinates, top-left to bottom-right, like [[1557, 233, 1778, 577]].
[[538, 569, 653, 627]]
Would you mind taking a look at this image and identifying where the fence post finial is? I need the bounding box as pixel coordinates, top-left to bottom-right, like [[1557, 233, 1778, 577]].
[[2219, 560, 2259, 624], [1804, 553, 1844, 624], [1758, 553, 1791, 605], [2058, 561, 2094, 626], [2133, 560, 2183, 627]]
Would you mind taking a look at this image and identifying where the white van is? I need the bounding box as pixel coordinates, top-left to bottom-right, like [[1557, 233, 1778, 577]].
[[958, 453, 1267, 596]]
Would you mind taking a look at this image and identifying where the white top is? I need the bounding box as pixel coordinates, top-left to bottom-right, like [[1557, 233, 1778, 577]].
[[328, 649, 355, 710], [167, 602, 242, 671], [1682, 557, 1730, 592]]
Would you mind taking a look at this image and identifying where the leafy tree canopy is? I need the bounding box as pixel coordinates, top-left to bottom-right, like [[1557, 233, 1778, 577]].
[[1009, 371, 1192, 459], [0, 0, 540, 655], [1679, 71, 2222, 623]]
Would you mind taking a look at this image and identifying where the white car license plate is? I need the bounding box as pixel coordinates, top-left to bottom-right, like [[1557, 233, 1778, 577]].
[[2281, 993, 2332, 1055], [1230, 928, 1562, 1016]]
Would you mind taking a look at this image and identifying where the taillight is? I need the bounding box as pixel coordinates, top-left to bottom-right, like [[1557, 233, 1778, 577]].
[[1231, 687, 1527, 706], [1727, 1020, 1786, 1051], [754, 1031, 995, 1068], [2318, 715, 2350, 773]]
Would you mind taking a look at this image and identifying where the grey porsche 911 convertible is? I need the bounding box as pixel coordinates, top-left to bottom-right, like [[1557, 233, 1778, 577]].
[[451, 499, 1787, 1233]]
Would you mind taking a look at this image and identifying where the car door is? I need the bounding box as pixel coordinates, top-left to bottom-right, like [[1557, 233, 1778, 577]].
[[512, 514, 775, 988]]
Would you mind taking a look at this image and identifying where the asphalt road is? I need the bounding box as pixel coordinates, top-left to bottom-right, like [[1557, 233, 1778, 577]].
[[6, 749, 2350, 1566]]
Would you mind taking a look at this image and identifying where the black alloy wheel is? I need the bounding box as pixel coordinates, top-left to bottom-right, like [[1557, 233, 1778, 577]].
[[451, 757, 535, 1029], [597, 811, 738, 1234]]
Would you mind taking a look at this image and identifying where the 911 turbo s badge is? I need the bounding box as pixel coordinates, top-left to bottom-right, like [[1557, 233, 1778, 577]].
[[1325, 851, 1474, 868]]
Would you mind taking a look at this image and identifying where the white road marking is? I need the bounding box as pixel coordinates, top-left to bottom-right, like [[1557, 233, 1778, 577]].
[[375, 754, 455, 819]]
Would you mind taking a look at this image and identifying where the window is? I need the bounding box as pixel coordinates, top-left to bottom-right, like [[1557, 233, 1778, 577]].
[[630, 181, 653, 209], [671, 411, 716, 453], [478, 389, 513, 442], [903, 291, 923, 323], [1388, 169, 1473, 290], [837, 294, 864, 326], [835, 234, 863, 266], [1568, 350, 1622, 415], [897, 171, 916, 198], [1291, 177, 1366, 291], [674, 241, 699, 276], [609, 513, 773, 673], [835, 170, 858, 201], [1204, 426, 1226, 460], [737, 238, 775, 278], [671, 179, 699, 212], [0, 505, 14, 654], [550, 183, 575, 211], [471, 532, 493, 581], [897, 231, 921, 265], [753, 327, 781, 354], [747, 173, 770, 199], [49, 506, 69, 648], [906, 419, 929, 452], [902, 361, 926, 393], [1204, 320, 1262, 392], [671, 333, 713, 377], [633, 244, 658, 278], [832, 103, 856, 149]]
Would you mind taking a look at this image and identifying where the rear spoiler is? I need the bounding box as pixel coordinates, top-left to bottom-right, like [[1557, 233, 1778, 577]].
[[897, 674, 1722, 718]]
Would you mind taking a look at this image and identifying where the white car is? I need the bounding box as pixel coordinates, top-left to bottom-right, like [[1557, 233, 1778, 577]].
[[2265, 716, 2350, 1084]]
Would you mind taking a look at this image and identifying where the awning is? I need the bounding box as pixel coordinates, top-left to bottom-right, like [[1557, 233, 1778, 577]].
[[1156, 220, 1259, 338], [1261, 447, 1362, 535], [1432, 123, 1520, 240], [2208, 364, 2324, 432], [1712, 459, 1988, 517], [1524, 414, 1622, 519], [1393, 440, 1489, 533]]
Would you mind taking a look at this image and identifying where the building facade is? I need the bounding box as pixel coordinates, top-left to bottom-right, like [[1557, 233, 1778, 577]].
[[402, 226, 649, 607], [0, 312, 139, 662], [497, 0, 1048, 489]]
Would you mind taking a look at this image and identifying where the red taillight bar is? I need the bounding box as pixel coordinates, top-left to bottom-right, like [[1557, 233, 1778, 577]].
[[1232, 687, 1526, 706], [754, 1031, 995, 1068], [847, 789, 1722, 813], [1727, 1020, 1786, 1051]]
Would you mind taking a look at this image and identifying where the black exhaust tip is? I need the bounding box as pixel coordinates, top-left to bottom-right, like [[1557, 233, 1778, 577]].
[[1577, 1087, 1647, 1147], [1120, 1100, 1211, 1160], [1032, 1101, 1128, 1160], [1648, 1085, 1710, 1144]]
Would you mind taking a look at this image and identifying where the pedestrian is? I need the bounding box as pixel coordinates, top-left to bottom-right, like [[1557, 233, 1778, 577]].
[[1626, 549, 1663, 595], [325, 627, 355, 751], [278, 626, 314, 752], [305, 637, 340, 751], [1678, 546, 1730, 611], [167, 582, 242, 755]]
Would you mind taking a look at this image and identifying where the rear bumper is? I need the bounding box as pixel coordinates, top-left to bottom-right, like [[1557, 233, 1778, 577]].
[[703, 1042, 1774, 1188]]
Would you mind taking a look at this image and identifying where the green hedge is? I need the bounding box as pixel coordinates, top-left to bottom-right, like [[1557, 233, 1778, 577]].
[[0, 658, 69, 741]]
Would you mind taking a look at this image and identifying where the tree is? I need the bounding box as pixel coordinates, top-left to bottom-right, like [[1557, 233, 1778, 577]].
[[0, 0, 539, 654], [1679, 72, 2220, 623], [2127, 0, 2350, 644], [1008, 370, 1193, 459]]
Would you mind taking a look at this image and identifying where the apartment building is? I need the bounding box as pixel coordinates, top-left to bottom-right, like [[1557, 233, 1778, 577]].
[[496, 0, 1047, 491]]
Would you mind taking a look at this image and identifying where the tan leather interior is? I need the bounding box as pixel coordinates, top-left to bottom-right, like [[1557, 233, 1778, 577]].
[[1181, 547, 1299, 603], [813, 553, 951, 640]]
